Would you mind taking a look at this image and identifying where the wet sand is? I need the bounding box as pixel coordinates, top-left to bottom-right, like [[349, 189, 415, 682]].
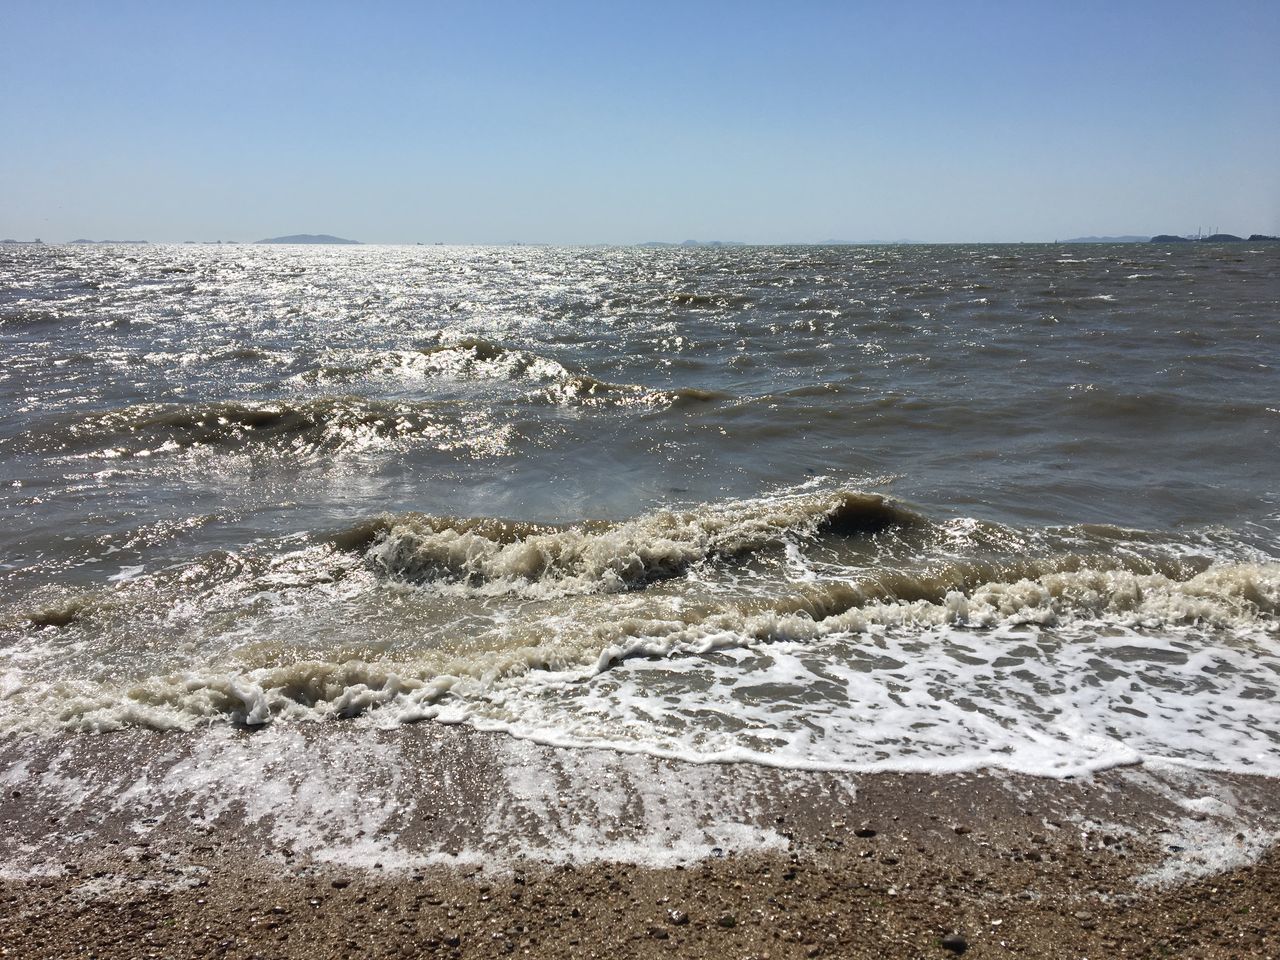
[[1, 726, 1278, 958]]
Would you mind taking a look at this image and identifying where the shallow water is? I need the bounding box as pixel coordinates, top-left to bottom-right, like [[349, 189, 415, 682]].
[[1, 242, 1277, 775]]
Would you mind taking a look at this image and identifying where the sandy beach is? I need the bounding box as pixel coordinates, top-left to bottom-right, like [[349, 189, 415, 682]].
[[2, 726, 1277, 958]]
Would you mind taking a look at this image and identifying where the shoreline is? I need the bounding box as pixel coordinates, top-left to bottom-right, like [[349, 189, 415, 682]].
[[2, 725, 1279, 957]]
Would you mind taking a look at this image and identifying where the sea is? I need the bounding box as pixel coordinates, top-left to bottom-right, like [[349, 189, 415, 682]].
[[1, 241, 1277, 778]]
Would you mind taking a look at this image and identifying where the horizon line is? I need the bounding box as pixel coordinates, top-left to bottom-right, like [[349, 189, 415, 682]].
[[6, 234, 1275, 247]]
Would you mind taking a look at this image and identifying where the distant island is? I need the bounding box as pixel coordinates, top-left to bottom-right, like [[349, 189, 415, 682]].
[[257, 234, 360, 244], [68, 239, 149, 245], [1150, 234, 1278, 243]]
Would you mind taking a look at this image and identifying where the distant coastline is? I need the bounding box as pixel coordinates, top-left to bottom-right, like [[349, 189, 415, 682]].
[[1150, 233, 1278, 243], [256, 234, 360, 245]]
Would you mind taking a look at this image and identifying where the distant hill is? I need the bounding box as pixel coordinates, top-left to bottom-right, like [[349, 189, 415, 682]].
[[257, 234, 359, 245], [1062, 235, 1149, 243]]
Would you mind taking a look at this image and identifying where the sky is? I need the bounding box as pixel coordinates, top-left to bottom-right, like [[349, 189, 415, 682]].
[[2, 0, 1278, 244]]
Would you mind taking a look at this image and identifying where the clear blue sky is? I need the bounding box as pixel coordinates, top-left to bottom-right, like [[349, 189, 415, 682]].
[[2, 0, 1277, 243]]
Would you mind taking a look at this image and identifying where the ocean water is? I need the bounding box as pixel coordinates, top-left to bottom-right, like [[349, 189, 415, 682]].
[[1, 242, 1277, 777]]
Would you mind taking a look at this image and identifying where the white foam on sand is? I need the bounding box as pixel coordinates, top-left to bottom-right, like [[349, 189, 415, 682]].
[[483, 743, 792, 867], [1, 729, 1275, 885], [1126, 764, 1280, 886], [0, 729, 794, 874]]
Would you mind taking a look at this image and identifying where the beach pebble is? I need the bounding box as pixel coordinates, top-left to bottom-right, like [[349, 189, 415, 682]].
[[669, 909, 689, 925], [854, 824, 877, 838]]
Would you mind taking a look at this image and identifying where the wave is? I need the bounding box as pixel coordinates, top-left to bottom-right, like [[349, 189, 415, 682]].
[[356, 491, 918, 595], [295, 337, 571, 387], [22, 396, 503, 459], [664, 292, 755, 308], [9, 556, 1276, 735], [643, 561, 1280, 654], [413, 337, 575, 382], [297, 337, 727, 409], [535, 375, 725, 408], [0, 307, 64, 328], [1064, 385, 1269, 424], [4, 488, 1277, 743]]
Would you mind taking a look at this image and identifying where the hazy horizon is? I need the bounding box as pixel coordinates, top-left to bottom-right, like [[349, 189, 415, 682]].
[[6, 235, 1278, 247], [3, 0, 1278, 244]]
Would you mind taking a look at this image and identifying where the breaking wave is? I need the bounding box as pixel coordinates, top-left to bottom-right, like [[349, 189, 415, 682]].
[[297, 336, 727, 408], [20, 396, 510, 459], [6, 557, 1277, 742], [2, 487, 1276, 752], [356, 491, 917, 596]]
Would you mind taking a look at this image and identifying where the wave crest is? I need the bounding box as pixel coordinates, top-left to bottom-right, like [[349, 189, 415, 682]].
[[360, 491, 916, 595], [23, 396, 509, 459], [297, 337, 726, 409]]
